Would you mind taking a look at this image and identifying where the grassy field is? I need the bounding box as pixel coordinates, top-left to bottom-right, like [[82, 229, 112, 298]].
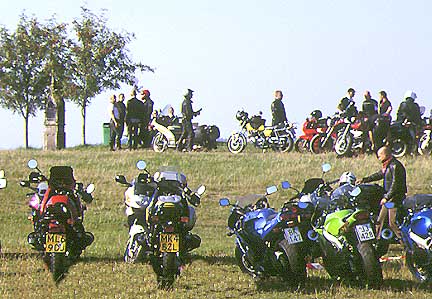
[[1, 146, 432, 298]]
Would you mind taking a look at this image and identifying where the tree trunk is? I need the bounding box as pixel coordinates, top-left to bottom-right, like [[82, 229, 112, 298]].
[[81, 104, 86, 145], [24, 116, 29, 149]]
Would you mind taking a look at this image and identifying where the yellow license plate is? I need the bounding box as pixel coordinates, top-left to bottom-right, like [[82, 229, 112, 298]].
[[45, 233, 66, 253], [159, 233, 180, 253]]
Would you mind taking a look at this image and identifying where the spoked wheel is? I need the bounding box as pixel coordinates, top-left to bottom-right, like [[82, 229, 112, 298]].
[[334, 133, 353, 157], [152, 132, 169, 153], [406, 252, 432, 283], [227, 133, 247, 154], [277, 136, 294, 153], [294, 138, 309, 153], [391, 139, 408, 157], [310, 134, 333, 154], [418, 133, 432, 156]]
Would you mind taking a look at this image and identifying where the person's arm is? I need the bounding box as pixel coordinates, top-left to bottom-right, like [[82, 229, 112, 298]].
[[362, 170, 383, 183]]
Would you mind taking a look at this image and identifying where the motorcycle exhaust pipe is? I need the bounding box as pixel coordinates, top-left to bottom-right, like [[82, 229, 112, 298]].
[[307, 230, 319, 241], [381, 228, 394, 240], [409, 231, 432, 250]]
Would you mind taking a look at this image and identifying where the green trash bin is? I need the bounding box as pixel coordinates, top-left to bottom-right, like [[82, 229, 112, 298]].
[[103, 122, 110, 145]]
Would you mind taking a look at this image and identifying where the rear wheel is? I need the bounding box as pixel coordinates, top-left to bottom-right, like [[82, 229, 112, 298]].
[[158, 253, 177, 289], [278, 136, 294, 153], [47, 253, 66, 283], [294, 138, 309, 153], [279, 240, 306, 285], [357, 242, 383, 289], [391, 139, 408, 157], [335, 133, 353, 156], [418, 133, 432, 156], [227, 133, 247, 154], [152, 132, 168, 152]]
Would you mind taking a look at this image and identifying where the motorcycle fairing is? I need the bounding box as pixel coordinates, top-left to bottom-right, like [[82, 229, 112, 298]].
[[151, 119, 176, 146], [242, 208, 281, 239]]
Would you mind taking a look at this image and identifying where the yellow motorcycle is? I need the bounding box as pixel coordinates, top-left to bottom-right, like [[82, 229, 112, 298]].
[[227, 110, 295, 154]]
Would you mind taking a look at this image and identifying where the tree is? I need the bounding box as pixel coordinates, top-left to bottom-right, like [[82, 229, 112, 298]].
[[0, 14, 50, 148], [70, 7, 153, 145]]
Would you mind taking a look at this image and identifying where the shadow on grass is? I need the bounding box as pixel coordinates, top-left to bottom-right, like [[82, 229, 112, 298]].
[[382, 278, 432, 292], [0, 252, 41, 260], [191, 253, 237, 266], [253, 275, 339, 294], [79, 255, 124, 264]]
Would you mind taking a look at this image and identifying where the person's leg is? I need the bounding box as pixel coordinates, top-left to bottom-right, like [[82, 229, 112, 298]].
[[177, 124, 187, 151], [376, 205, 387, 239], [185, 122, 194, 151], [127, 124, 134, 150], [109, 120, 116, 151], [116, 123, 124, 149], [388, 207, 402, 240]]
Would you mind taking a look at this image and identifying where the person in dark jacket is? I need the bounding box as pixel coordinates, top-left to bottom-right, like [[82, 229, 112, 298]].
[[140, 89, 154, 148], [177, 89, 201, 152], [125, 89, 145, 150], [337, 88, 358, 118], [115, 93, 126, 149], [361, 90, 378, 151], [360, 146, 407, 241], [396, 90, 422, 152], [271, 90, 287, 126]]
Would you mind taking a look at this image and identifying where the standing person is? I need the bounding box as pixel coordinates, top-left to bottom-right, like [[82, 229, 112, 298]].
[[115, 93, 126, 150], [125, 89, 144, 150], [377, 90, 392, 116], [360, 146, 407, 243], [337, 87, 358, 118], [271, 90, 287, 126], [108, 94, 119, 151], [177, 89, 201, 152], [140, 89, 154, 148], [361, 90, 378, 151], [396, 90, 422, 152]]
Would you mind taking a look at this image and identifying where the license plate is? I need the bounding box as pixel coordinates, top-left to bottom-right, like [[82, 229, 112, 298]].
[[45, 233, 66, 253], [160, 233, 180, 252], [284, 227, 303, 244], [355, 223, 375, 242]]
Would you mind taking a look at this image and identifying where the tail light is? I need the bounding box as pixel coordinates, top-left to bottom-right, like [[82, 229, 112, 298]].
[[180, 216, 189, 223]]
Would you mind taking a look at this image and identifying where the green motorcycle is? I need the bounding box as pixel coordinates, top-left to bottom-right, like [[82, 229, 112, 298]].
[[313, 184, 383, 288]]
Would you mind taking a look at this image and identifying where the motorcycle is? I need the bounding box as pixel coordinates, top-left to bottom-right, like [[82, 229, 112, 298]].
[[334, 113, 370, 157], [20, 159, 95, 282], [418, 118, 432, 156], [294, 116, 328, 153], [219, 185, 305, 286], [227, 110, 296, 154], [387, 194, 432, 282], [151, 106, 220, 152], [115, 160, 206, 289], [312, 184, 383, 288]]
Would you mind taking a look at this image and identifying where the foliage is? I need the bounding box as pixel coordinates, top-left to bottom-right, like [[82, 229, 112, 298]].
[[1, 149, 432, 298], [70, 7, 154, 145]]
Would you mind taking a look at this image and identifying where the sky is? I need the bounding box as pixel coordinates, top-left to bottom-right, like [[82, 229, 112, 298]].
[[0, 0, 431, 149]]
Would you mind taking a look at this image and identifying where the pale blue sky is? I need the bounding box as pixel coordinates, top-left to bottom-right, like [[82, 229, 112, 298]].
[[0, 0, 431, 149]]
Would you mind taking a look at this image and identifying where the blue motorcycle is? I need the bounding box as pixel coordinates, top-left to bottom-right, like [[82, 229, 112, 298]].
[[388, 194, 432, 282], [219, 185, 304, 285]]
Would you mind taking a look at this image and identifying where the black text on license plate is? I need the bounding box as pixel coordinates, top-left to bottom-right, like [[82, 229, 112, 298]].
[[355, 223, 375, 242], [284, 227, 303, 244], [45, 233, 66, 253], [160, 233, 180, 252]]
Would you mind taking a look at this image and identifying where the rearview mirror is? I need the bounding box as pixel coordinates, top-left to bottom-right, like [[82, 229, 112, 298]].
[[384, 201, 395, 209], [266, 185, 278, 195], [298, 202, 309, 209], [196, 185, 206, 196], [115, 175, 128, 185], [86, 183, 95, 194], [350, 187, 361, 197], [0, 170, 4, 179], [219, 198, 230, 206], [136, 160, 147, 170], [322, 163, 331, 173], [281, 181, 291, 189], [28, 159, 38, 169]]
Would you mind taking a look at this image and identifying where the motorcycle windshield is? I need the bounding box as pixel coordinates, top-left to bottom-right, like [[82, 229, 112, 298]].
[[235, 194, 264, 208], [154, 166, 187, 186]]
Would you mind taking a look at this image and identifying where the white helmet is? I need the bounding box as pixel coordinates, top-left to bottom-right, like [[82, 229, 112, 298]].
[[339, 172, 356, 185], [404, 90, 417, 100]]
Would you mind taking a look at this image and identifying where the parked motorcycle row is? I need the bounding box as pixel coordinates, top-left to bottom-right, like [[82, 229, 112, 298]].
[[219, 164, 432, 288], [227, 108, 432, 158]]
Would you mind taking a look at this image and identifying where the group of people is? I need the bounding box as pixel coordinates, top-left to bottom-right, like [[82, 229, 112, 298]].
[[108, 88, 201, 152]]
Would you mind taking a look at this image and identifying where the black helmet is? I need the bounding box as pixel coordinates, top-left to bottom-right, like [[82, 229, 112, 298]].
[[310, 110, 322, 119]]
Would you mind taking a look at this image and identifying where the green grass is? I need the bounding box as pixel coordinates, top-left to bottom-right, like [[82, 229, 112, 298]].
[[1, 147, 432, 298]]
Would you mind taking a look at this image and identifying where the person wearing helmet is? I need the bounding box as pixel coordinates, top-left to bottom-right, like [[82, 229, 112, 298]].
[[337, 88, 358, 118], [360, 146, 406, 243], [271, 90, 287, 126], [396, 90, 422, 152], [139, 89, 154, 148], [177, 89, 201, 152]]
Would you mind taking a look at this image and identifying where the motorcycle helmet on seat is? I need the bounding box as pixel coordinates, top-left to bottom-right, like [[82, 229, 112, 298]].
[[339, 171, 356, 186], [310, 110, 322, 119]]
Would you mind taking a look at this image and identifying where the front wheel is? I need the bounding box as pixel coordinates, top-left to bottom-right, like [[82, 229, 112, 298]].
[[227, 133, 247, 154], [277, 135, 294, 153], [294, 138, 309, 153], [152, 132, 168, 153], [391, 138, 408, 157], [334, 133, 353, 156], [357, 242, 383, 289], [310, 134, 333, 154], [406, 251, 432, 282], [124, 237, 144, 263]]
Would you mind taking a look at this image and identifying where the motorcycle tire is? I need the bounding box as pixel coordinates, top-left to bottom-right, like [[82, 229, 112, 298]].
[[418, 134, 432, 156], [391, 139, 408, 158], [406, 252, 432, 283], [356, 242, 383, 289], [276, 135, 294, 153], [234, 246, 254, 275], [310, 134, 333, 154], [375, 240, 390, 258], [158, 252, 177, 289], [334, 133, 353, 157], [279, 239, 306, 285], [152, 132, 168, 153], [47, 253, 66, 283], [227, 133, 246, 154], [124, 238, 143, 263], [294, 138, 309, 153]]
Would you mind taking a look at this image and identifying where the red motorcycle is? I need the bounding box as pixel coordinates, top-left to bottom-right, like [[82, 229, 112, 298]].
[[310, 114, 346, 154], [21, 159, 95, 282], [294, 110, 328, 153]]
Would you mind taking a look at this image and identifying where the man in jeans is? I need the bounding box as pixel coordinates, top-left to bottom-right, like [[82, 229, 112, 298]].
[[360, 146, 407, 242]]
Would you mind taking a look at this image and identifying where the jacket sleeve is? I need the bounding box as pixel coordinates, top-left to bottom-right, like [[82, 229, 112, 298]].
[[362, 170, 383, 183]]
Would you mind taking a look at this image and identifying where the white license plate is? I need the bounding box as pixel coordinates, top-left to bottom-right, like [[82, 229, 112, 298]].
[[355, 223, 375, 242], [284, 227, 303, 244]]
